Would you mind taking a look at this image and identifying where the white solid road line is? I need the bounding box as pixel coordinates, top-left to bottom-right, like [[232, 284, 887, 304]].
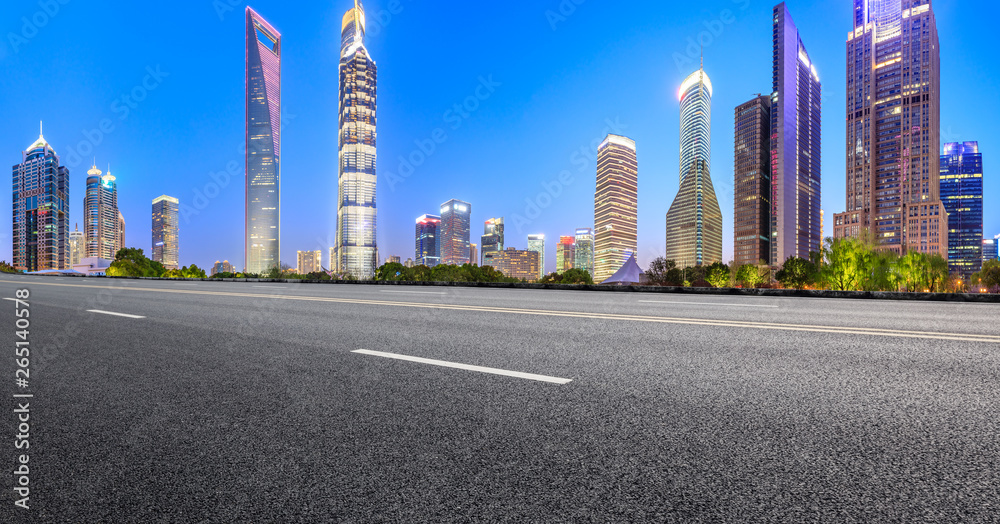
[[87, 310, 146, 319], [2, 298, 22, 302], [352, 349, 573, 385], [639, 300, 778, 308], [379, 290, 448, 295], [253, 286, 288, 288]]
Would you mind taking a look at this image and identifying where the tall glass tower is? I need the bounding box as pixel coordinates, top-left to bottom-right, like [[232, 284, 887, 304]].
[[940, 142, 983, 279], [527, 234, 545, 279], [12, 125, 69, 271], [336, 0, 378, 278], [734, 95, 772, 267], [574, 228, 594, 276], [245, 8, 282, 274], [834, 0, 944, 257], [480, 218, 504, 265], [414, 214, 441, 267], [84, 164, 120, 260], [771, 3, 822, 266], [152, 195, 180, 270], [665, 66, 723, 268], [594, 134, 638, 283], [440, 199, 471, 265]]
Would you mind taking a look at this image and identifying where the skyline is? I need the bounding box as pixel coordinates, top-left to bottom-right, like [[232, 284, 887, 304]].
[[1, 1, 997, 274]]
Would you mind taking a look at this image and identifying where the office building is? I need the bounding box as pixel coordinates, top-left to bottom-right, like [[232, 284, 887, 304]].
[[212, 260, 236, 276], [771, 3, 822, 265], [940, 142, 983, 278], [594, 134, 638, 283], [84, 164, 120, 260], [556, 236, 576, 272], [386, 255, 401, 265], [527, 234, 545, 279], [297, 250, 322, 274], [734, 95, 772, 266], [415, 214, 441, 267], [573, 228, 594, 276], [334, 0, 379, 278], [984, 237, 998, 264], [469, 243, 478, 266], [152, 195, 179, 270], [440, 199, 471, 265], [834, 0, 945, 257], [12, 125, 70, 271], [483, 248, 540, 282], [665, 65, 723, 268], [69, 224, 84, 267], [245, 7, 282, 274], [480, 218, 504, 265]]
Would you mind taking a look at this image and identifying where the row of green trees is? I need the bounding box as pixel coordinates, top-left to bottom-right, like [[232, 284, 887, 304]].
[[375, 262, 524, 283], [106, 248, 207, 279]]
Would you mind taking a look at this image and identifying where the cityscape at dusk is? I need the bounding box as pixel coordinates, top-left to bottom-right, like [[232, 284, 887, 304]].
[[2, 0, 996, 275]]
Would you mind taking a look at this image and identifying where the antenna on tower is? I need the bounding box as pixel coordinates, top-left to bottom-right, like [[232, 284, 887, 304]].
[[39, 120, 43, 137]]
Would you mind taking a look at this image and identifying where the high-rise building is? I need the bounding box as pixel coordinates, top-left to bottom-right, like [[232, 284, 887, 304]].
[[69, 224, 84, 267], [297, 250, 322, 274], [245, 7, 282, 274], [415, 214, 441, 267], [940, 142, 983, 279], [480, 218, 504, 265], [469, 243, 478, 266], [573, 228, 595, 276], [556, 236, 576, 272], [212, 260, 236, 276], [482, 248, 540, 282], [594, 134, 638, 283], [335, 0, 378, 279], [386, 255, 401, 265], [984, 237, 999, 264], [527, 234, 546, 279], [834, 0, 945, 257], [665, 66, 723, 268], [12, 125, 69, 272], [440, 199, 471, 265], [771, 3, 822, 265], [152, 195, 179, 270], [117, 211, 126, 253], [734, 95, 772, 267], [84, 164, 120, 260], [404, 258, 415, 268]]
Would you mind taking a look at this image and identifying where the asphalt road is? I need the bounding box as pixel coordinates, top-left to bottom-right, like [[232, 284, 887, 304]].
[[1, 275, 999, 522]]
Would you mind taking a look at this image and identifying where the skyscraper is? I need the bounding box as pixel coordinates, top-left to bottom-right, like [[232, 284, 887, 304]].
[[527, 234, 546, 279], [469, 243, 478, 266], [594, 134, 638, 283], [556, 236, 576, 272], [415, 214, 441, 267], [152, 195, 179, 270], [335, 0, 378, 279], [69, 224, 84, 267], [212, 260, 236, 276], [440, 199, 471, 265], [771, 3, 822, 265], [246, 7, 282, 274], [480, 218, 504, 265], [574, 228, 594, 276], [984, 237, 999, 264], [834, 0, 945, 257], [734, 95, 772, 267], [297, 250, 322, 274], [940, 142, 983, 279], [12, 125, 69, 272], [665, 66, 723, 268], [84, 164, 120, 260]]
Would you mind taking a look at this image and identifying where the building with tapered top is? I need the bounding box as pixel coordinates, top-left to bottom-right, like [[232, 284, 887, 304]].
[[245, 7, 282, 274], [335, 0, 379, 278], [594, 134, 638, 283], [12, 125, 70, 272], [665, 66, 723, 268], [833, 0, 945, 257]]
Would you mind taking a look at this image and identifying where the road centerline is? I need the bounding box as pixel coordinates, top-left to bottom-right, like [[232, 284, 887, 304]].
[[87, 310, 146, 319], [379, 290, 448, 295], [352, 349, 572, 384]]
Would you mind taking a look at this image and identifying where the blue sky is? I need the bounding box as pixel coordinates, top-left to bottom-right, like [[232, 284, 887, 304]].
[[1, 0, 996, 272]]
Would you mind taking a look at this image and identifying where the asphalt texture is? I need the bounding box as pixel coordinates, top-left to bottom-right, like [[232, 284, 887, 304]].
[[1, 275, 999, 522]]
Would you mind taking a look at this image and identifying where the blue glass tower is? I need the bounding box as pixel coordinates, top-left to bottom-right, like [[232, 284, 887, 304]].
[[415, 214, 441, 267], [940, 142, 983, 279]]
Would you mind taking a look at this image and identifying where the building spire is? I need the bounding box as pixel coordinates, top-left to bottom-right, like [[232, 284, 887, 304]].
[[39, 120, 43, 138]]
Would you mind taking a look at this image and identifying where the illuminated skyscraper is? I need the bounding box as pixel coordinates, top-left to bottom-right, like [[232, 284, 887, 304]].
[[527, 234, 545, 279], [440, 199, 471, 265], [245, 7, 282, 274], [152, 195, 179, 270], [480, 218, 504, 264], [556, 236, 576, 272], [665, 66, 723, 268], [594, 134, 638, 283], [69, 224, 84, 267], [415, 214, 441, 267], [984, 237, 999, 264], [335, 0, 378, 278], [771, 3, 822, 265], [12, 125, 69, 271], [469, 243, 478, 266], [297, 250, 322, 274], [734, 95, 772, 267], [940, 142, 983, 279], [574, 228, 594, 276], [84, 164, 120, 260], [834, 0, 945, 256]]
